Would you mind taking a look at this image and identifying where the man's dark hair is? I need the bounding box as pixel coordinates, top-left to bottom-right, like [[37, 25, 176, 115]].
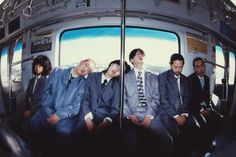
[[192, 57, 204, 67], [129, 48, 145, 62], [170, 53, 185, 65], [32, 55, 52, 76], [103, 59, 131, 74]]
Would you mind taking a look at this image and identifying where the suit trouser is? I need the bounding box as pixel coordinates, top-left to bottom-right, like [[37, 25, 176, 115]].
[[29, 108, 77, 136], [161, 115, 199, 157], [122, 117, 173, 157], [193, 110, 222, 154], [72, 118, 120, 157], [28, 108, 77, 156]]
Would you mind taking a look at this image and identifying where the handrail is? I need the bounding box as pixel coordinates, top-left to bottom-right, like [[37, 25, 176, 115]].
[[12, 56, 34, 66], [119, 0, 126, 130], [23, 0, 34, 17]]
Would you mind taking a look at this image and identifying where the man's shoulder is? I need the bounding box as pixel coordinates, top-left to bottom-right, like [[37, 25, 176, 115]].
[[125, 70, 134, 77], [159, 70, 170, 78]]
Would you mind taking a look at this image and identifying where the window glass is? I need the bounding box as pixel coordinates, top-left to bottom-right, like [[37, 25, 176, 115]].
[[60, 27, 179, 74], [215, 45, 225, 84], [1, 47, 9, 85], [11, 40, 23, 82], [229, 51, 235, 85]]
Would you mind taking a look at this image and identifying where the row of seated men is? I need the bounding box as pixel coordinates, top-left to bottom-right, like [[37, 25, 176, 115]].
[[8, 49, 222, 157]]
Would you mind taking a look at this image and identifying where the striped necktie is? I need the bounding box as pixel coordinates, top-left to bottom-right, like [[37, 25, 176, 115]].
[[137, 71, 147, 107]]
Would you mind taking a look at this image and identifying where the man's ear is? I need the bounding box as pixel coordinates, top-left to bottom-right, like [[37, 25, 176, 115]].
[[80, 60, 84, 64], [130, 59, 133, 64]]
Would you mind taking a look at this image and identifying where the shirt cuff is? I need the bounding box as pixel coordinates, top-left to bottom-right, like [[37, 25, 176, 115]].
[[181, 113, 189, 117], [146, 115, 154, 119], [103, 117, 113, 123], [200, 108, 205, 112], [200, 101, 207, 106], [173, 115, 179, 118], [84, 112, 93, 121]]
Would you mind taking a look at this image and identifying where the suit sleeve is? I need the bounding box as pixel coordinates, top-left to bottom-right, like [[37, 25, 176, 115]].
[[109, 81, 120, 121], [56, 78, 86, 120], [41, 68, 58, 116], [205, 77, 211, 108], [30, 78, 46, 114], [146, 74, 159, 117], [79, 76, 92, 118], [158, 74, 178, 117], [181, 79, 190, 114], [123, 81, 132, 117]]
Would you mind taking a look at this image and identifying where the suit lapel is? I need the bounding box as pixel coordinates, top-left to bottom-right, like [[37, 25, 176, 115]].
[[194, 74, 203, 91], [180, 75, 184, 98], [131, 70, 139, 93], [96, 72, 102, 90], [63, 68, 72, 87], [145, 71, 151, 98]]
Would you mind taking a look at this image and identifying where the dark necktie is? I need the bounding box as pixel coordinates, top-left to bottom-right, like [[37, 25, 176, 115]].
[[137, 71, 147, 107], [67, 74, 75, 88], [175, 77, 182, 114], [101, 79, 107, 89]]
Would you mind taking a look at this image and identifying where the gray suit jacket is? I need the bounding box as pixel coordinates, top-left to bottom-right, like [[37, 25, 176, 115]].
[[123, 70, 159, 118]]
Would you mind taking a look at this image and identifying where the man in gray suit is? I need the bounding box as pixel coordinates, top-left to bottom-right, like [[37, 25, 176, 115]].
[[122, 48, 172, 157]]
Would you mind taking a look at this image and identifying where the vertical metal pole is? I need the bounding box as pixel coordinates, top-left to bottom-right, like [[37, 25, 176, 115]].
[[119, 0, 126, 130]]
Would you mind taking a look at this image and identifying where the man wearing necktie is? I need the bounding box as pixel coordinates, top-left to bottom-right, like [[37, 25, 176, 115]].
[[29, 59, 96, 137], [158, 53, 196, 157], [123, 48, 172, 157], [188, 57, 222, 156], [8, 55, 52, 141], [74, 60, 130, 157]]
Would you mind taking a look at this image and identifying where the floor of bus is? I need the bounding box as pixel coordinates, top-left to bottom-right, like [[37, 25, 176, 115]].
[[0, 116, 236, 157], [207, 116, 236, 157]]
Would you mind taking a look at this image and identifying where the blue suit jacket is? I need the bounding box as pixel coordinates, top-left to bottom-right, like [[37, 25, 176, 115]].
[[158, 70, 190, 117], [41, 68, 86, 120], [24, 76, 47, 114], [123, 70, 160, 118], [80, 72, 120, 124]]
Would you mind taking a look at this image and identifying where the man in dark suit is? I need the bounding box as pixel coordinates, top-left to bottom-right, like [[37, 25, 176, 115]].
[[188, 57, 221, 156], [122, 48, 172, 157], [23, 55, 52, 120], [158, 53, 197, 157]]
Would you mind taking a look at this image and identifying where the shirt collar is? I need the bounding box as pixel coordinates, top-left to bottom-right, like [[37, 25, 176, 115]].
[[102, 73, 111, 83], [174, 75, 180, 79], [197, 75, 204, 79], [36, 75, 42, 79], [71, 68, 79, 78], [134, 67, 144, 77]]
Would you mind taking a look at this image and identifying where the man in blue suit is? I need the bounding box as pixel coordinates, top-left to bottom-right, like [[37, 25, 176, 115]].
[[158, 53, 197, 157], [122, 48, 172, 157], [74, 60, 130, 157], [29, 59, 95, 136]]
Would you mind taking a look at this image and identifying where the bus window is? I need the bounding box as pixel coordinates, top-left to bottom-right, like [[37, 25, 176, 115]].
[[126, 27, 178, 74], [11, 39, 23, 82], [215, 45, 225, 84], [60, 27, 120, 71], [1, 47, 9, 87], [60, 27, 179, 73], [229, 51, 235, 85]]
